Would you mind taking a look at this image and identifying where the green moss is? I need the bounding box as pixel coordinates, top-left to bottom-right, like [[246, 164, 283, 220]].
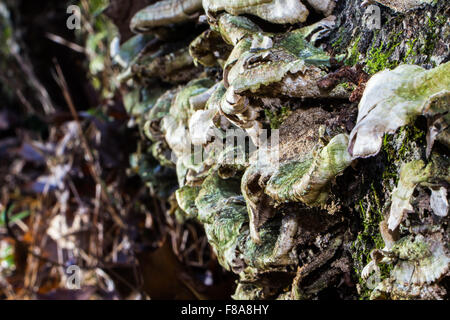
[[381, 124, 426, 185], [382, 134, 398, 182], [398, 126, 426, 157], [403, 39, 418, 64], [435, 14, 447, 26], [351, 186, 385, 300], [264, 106, 292, 129], [365, 33, 402, 74], [332, 30, 344, 49], [419, 15, 446, 66], [354, 188, 384, 258], [340, 82, 354, 90], [353, 121, 428, 299], [345, 36, 361, 66], [423, 18, 438, 64]]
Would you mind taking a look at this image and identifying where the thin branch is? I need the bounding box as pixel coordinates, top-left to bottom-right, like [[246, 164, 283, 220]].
[[52, 60, 126, 229]]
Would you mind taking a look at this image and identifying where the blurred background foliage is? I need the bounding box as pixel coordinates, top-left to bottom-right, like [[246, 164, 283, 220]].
[[0, 0, 234, 300]]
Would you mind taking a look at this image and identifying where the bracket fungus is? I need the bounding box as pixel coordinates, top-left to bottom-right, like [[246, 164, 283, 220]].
[[240, 107, 354, 242], [348, 62, 450, 159], [161, 78, 216, 173], [203, 0, 335, 24], [390, 234, 450, 286], [117, 47, 200, 84], [222, 16, 341, 98], [131, 0, 203, 33], [266, 133, 352, 205], [387, 156, 449, 231], [364, 233, 450, 299], [387, 160, 432, 231], [189, 30, 232, 67], [210, 14, 350, 144], [429, 187, 448, 217]]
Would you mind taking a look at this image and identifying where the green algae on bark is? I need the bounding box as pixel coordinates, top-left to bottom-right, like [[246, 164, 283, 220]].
[[266, 134, 352, 206], [195, 171, 249, 271]]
